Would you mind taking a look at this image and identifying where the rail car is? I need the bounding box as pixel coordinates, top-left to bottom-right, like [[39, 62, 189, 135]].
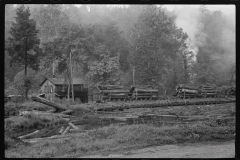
[[96, 84, 235, 102], [97, 85, 158, 102], [175, 84, 235, 99]]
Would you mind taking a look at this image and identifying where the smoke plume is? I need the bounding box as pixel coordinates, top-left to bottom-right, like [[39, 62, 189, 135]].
[[171, 5, 235, 83], [172, 6, 207, 56]]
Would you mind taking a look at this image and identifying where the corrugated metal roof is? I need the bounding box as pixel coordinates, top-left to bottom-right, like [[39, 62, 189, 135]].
[[40, 78, 85, 86]]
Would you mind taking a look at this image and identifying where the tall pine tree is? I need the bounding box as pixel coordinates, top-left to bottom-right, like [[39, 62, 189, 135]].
[[6, 5, 41, 99]]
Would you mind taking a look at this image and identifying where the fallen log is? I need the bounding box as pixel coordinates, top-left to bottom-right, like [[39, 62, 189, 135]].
[[18, 130, 39, 139], [32, 96, 69, 111]]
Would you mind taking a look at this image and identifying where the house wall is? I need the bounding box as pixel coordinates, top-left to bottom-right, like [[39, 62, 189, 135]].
[[40, 80, 56, 101], [54, 84, 88, 103]]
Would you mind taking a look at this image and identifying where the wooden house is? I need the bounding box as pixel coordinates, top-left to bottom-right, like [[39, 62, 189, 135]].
[[39, 78, 88, 103]]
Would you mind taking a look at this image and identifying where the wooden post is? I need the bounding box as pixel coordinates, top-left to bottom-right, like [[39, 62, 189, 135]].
[[70, 50, 74, 102], [24, 36, 28, 100]]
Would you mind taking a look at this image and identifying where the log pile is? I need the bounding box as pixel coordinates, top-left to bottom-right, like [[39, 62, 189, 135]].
[[175, 84, 200, 99], [130, 85, 158, 100], [97, 85, 129, 101], [200, 85, 218, 98]]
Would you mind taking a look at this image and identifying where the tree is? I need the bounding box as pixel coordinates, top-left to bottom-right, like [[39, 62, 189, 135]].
[[33, 4, 70, 42], [192, 8, 235, 86], [6, 5, 41, 99], [131, 5, 191, 93]]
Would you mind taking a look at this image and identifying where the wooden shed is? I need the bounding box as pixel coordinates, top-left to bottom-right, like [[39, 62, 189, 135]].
[[39, 78, 88, 103]]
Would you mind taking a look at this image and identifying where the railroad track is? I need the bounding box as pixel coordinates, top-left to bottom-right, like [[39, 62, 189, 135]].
[[93, 97, 235, 111]]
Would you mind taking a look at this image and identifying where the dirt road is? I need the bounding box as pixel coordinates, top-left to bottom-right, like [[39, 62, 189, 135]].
[[81, 140, 235, 158]]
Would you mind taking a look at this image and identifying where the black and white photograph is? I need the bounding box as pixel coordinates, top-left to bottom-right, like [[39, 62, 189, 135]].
[[5, 4, 235, 158]]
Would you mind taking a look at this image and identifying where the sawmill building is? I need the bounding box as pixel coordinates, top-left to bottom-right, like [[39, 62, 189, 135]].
[[39, 78, 88, 103]]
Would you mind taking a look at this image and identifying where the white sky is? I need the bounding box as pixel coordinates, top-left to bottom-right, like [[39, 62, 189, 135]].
[[75, 4, 235, 15], [163, 5, 235, 15]]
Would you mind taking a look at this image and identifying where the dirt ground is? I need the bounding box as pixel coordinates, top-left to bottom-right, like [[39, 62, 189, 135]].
[[81, 140, 235, 158]]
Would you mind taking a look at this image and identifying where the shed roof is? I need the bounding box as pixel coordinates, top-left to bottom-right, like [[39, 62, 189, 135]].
[[40, 78, 85, 86]]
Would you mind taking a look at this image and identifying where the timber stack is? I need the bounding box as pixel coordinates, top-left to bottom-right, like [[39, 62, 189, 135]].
[[175, 84, 200, 99], [130, 85, 158, 100], [97, 85, 129, 101], [200, 85, 218, 98]]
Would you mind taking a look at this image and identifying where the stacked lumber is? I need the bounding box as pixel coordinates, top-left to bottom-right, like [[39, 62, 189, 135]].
[[175, 84, 200, 99], [97, 85, 129, 101], [200, 85, 218, 98], [130, 86, 158, 100]]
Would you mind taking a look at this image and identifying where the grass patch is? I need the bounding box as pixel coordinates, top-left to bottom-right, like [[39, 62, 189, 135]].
[[5, 122, 235, 158], [5, 101, 53, 117]]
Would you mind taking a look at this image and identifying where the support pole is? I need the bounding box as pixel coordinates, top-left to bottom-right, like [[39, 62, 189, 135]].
[[133, 66, 135, 86], [24, 36, 28, 100], [70, 50, 74, 102]]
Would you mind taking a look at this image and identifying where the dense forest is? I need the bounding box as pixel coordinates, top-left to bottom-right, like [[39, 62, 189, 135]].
[[5, 4, 235, 96]]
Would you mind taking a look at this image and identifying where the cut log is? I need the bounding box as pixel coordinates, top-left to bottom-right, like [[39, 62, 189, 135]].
[[101, 90, 129, 93], [32, 96, 68, 111], [177, 85, 199, 90], [61, 109, 73, 115], [61, 126, 71, 135], [68, 122, 79, 130], [18, 130, 39, 139], [98, 85, 124, 90], [59, 126, 65, 134], [181, 89, 199, 93], [135, 89, 158, 93]]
